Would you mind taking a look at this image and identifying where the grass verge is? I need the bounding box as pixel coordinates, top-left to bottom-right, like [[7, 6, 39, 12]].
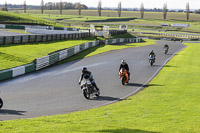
[[0, 39, 94, 70], [0, 41, 199, 132]]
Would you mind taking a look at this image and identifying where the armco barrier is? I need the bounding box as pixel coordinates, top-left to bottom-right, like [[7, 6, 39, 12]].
[[0, 32, 90, 45], [0, 69, 13, 81], [105, 38, 142, 45], [0, 63, 35, 81], [35, 40, 100, 70]]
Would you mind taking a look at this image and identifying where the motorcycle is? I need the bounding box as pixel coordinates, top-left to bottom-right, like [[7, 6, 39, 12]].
[[0, 93, 3, 109], [163, 47, 168, 54], [119, 68, 129, 85], [80, 75, 100, 99], [149, 55, 155, 66]]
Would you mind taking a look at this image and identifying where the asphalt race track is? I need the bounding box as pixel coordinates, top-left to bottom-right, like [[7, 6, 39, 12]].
[[0, 41, 185, 120]]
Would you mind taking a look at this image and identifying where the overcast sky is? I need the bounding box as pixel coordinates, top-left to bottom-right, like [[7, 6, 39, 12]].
[[0, 0, 199, 9]]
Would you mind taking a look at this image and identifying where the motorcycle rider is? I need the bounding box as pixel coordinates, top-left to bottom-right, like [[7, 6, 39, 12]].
[[163, 43, 169, 50], [149, 50, 156, 62], [79, 67, 99, 91], [119, 60, 130, 80]]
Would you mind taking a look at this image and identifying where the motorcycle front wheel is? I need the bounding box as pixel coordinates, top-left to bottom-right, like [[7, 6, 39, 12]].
[[0, 98, 3, 109], [83, 89, 90, 99], [122, 77, 126, 85], [150, 61, 153, 66]]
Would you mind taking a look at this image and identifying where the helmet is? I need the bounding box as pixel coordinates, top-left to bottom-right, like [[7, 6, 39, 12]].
[[121, 60, 126, 65], [82, 67, 87, 73]]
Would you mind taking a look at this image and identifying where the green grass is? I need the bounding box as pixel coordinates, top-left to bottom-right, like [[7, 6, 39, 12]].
[[7, 30, 30, 34], [0, 11, 64, 27], [0, 41, 199, 132], [0, 39, 94, 70]]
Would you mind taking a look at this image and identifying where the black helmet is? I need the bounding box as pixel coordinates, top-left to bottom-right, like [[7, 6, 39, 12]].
[[82, 67, 87, 73]]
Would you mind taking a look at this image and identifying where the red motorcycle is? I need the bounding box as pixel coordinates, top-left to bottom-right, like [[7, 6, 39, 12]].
[[119, 68, 129, 85]]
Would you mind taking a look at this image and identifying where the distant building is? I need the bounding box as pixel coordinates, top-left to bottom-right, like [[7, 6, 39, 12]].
[[170, 23, 190, 27]]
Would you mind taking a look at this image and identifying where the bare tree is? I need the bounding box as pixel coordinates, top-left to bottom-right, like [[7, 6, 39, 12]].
[[78, 3, 81, 15], [59, 1, 63, 15], [186, 2, 190, 21], [140, 3, 144, 19], [5, 2, 8, 11], [98, 1, 102, 16], [24, 1, 27, 13], [118, 2, 122, 17], [41, 0, 44, 14], [163, 3, 168, 20]]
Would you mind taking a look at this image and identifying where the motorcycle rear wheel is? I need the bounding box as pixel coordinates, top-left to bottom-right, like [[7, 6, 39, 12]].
[[83, 89, 90, 99], [0, 98, 3, 109], [95, 91, 100, 97]]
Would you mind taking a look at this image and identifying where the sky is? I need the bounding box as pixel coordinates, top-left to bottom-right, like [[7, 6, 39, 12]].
[[0, 0, 200, 9]]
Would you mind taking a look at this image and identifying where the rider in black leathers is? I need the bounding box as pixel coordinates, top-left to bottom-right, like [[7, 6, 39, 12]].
[[149, 50, 156, 62], [119, 60, 130, 80], [163, 43, 169, 50], [79, 67, 99, 91]]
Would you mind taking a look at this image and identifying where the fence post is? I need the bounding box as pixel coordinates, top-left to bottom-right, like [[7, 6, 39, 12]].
[[28, 35, 30, 43], [35, 35, 37, 42], [12, 36, 15, 44], [41, 35, 43, 42], [3, 36, 5, 45], [64, 34, 66, 40], [20, 36, 23, 44]]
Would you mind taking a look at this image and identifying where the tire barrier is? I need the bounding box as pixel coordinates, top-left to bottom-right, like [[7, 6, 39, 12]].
[[105, 38, 142, 45]]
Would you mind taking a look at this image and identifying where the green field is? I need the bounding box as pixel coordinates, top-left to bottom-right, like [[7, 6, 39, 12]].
[[0, 41, 199, 132], [13, 10, 200, 21], [0, 11, 63, 27], [13, 10, 200, 32]]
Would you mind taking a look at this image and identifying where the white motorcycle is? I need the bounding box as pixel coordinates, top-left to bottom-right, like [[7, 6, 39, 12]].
[[163, 47, 168, 54], [149, 55, 155, 66], [80, 75, 100, 99]]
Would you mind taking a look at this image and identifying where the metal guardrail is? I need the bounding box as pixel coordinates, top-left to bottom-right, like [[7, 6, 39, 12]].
[[35, 40, 100, 70]]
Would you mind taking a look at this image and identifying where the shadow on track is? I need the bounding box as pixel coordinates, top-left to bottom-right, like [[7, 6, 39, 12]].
[[126, 83, 164, 88], [91, 96, 120, 101], [0, 109, 26, 115]]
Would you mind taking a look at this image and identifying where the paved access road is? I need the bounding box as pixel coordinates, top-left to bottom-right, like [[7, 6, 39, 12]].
[[0, 29, 29, 36], [0, 41, 185, 120]]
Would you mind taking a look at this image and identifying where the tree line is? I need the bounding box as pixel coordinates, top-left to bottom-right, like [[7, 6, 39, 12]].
[[0, 1, 199, 21]]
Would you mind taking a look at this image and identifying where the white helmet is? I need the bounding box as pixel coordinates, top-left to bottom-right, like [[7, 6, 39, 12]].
[[121, 60, 126, 65]]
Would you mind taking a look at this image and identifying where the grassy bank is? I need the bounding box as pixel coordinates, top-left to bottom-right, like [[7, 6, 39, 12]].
[[0, 41, 199, 132], [0, 39, 94, 70]]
